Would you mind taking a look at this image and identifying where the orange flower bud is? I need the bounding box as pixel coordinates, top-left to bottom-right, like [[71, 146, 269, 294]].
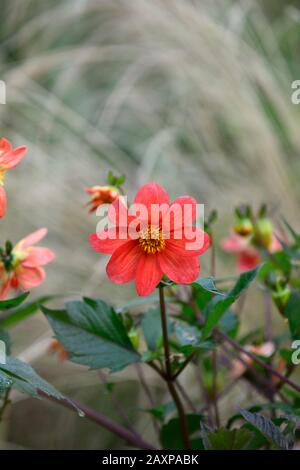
[[85, 185, 120, 213]]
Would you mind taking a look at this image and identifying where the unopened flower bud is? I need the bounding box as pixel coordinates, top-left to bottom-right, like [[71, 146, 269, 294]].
[[234, 218, 253, 237], [85, 185, 120, 213], [128, 329, 139, 350], [253, 218, 273, 249]]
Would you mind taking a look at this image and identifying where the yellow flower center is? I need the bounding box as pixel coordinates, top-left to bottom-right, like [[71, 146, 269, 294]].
[[139, 225, 166, 254]]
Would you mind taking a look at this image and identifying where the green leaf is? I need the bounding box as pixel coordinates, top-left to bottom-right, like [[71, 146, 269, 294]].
[[202, 266, 260, 338], [117, 294, 160, 312], [284, 292, 300, 339], [0, 329, 11, 355], [195, 291, 213, 310], [0, 292, 29, 311], [0, 356, 65, 401], [259, 251, 291, 280], [0, 374, 12, 393], [0, 296, 53, 328], [115, 175, 126, 186], [208, 427, 253, 450], [144, 401, 175, 423], [141, 350, 161, 362], [219, 310, 239, 338], [174, 321, 214, 351], [174, 322, 200, 346], [141, 308, 172, 352], [192, 277, 223, 295], [106, 170, 125, 187], [42, 298, 140, 372], [240, 409, 293, 450], [160, 414, 204, 450], [228, 402, 298, 429]]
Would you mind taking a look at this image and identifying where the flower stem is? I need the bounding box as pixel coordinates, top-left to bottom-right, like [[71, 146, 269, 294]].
[[38, 391, 155, 450], [212, 349, 220, 427], [159, 285, 191, 450], [0, 388, 11, 422]]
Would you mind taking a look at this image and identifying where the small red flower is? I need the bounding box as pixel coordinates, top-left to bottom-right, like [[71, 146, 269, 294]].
[[85, 185, 120, 213], [0, 138, 27, 217], [0, 228, 55, 299], [221, 231, 281, 272], [89, 182, 210, 296]]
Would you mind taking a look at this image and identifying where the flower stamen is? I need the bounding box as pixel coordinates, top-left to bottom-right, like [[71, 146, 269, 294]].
[[139, 225, 166, 254]]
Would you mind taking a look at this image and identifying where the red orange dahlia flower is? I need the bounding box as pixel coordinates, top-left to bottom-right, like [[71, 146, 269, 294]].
[[85, 185, 120, 213], [89, 182, 210, 296], [0, 228, 55, 299], [0, 138, 27, 217]]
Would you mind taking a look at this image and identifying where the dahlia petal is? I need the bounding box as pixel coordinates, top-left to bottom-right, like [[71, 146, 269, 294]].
[[165, 196, 197, 233], [18, 228, 48, 249], [17, 266, 45, 289], [85, 186, 102, 194], [133, 182, 170, 223], [0, 279, 11, 300], [270, 234, 282, 253], [135, 254, 163, 296], [158, 250, 199, 284], [22, 247, 55, 267], [0, 186, 7, 218], [2, 145, 27, 169], [237, 252, 260, 272], [108, 196, 134, 226], [106, 240, 141, 284], [89, 229, 129, 254], [220, 233, 247, 253], [0, 138, 12, 155], [167, 229, 210, 256]]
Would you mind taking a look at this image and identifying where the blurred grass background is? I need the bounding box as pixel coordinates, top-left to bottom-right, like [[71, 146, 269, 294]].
[[1, 0, 300, 449]]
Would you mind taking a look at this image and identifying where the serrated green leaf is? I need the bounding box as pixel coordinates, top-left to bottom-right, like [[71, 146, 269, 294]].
[[42, 298, 140, 372], [240, 409, 293, 450], [228, 402, 298, 429], [0, 356, 64, 401], [202, 266, 260, 338]]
